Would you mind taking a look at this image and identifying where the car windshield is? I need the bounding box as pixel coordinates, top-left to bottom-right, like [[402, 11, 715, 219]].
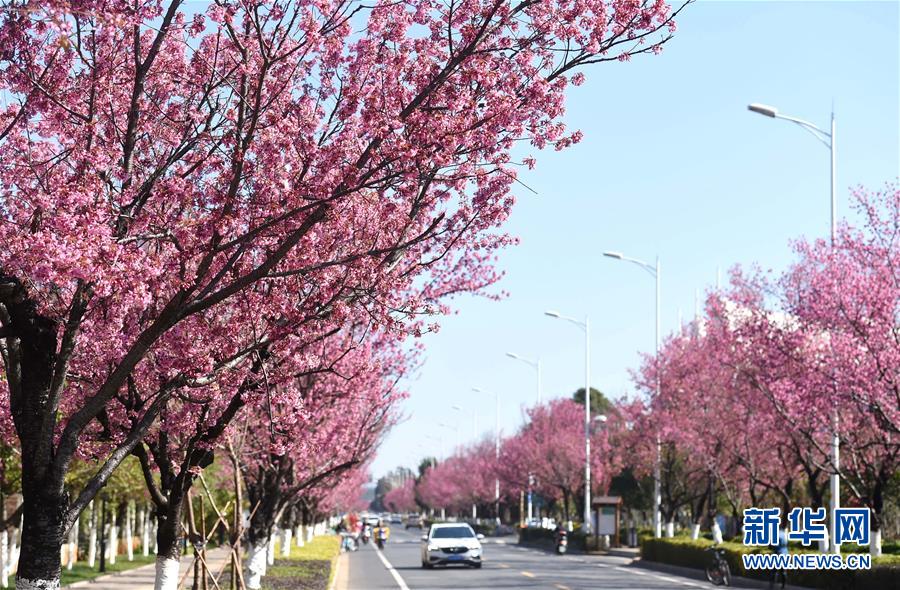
[[431, 526, 475, 539]]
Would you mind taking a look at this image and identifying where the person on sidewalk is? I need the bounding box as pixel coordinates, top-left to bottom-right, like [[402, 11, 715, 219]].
[[769, 520, 789, 590]]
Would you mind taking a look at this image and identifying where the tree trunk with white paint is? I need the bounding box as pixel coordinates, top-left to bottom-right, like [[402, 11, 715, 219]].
[[137, 507, 145, 557], [266, 533, 275, 566], [1, 528, 8, 589], [711, 520, 723, 544], [280, 528, 291, 557], [294, 526, 303, 548], [107, 518, 118, 565], [87, 502, 97, 569], [245, 542, 267, 590], [870, 528, 882, 557], [125, 503, 133, 561], [152, 556, 180, 590], [11, 523, 20, 569], [690, 523, 700, 540], [65, 523, 77, 571], [664, 521, 675, 538]]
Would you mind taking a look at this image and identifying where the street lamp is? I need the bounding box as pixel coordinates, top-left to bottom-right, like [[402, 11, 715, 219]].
[[505, 352, 542, 523], [505, 352, 542, 404], [452, 405, 478, 440], [747, 101, 838, 553], [746, 103, 835, 240], [473, 387, 501, 525], [603, 251, 662, 538], [544, 310, 593, 534]]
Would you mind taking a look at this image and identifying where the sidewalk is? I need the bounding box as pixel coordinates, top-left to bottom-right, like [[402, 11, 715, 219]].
[[65, 547, 231, 590], [329, 552, 349, 590]]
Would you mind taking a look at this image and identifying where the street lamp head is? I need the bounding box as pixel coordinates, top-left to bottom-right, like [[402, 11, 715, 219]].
[[748, 103, 778, 118], [505, 352, 520, 360], [544, 310, 561, 318], [602, 251, 624, 260], [595, 414, 608, 423], [472, 387, 484, 393], [451, 405, 463, 411]]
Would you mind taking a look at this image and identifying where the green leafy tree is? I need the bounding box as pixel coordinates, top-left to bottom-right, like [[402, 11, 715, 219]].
[[572, 387, 615, 417]]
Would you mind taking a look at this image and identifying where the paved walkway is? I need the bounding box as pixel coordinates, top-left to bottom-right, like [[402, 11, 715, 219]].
[[66, 547, 232, 590]]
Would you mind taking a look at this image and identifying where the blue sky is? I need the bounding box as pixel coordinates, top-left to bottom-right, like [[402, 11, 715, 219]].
[[372, 0, 900, 478]]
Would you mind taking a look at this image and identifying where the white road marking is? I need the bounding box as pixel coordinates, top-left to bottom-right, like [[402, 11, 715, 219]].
[[373, 547, 410, 590]]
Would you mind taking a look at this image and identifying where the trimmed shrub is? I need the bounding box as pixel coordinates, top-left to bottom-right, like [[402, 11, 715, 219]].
[[639, 536, 900, 590]]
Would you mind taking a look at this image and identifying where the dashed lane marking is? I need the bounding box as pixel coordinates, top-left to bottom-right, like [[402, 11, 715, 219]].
[[373, 546, 410, 590], [554, 585, 571, 590], [498, 564, 510, 569], [521, 571, 536, 578]]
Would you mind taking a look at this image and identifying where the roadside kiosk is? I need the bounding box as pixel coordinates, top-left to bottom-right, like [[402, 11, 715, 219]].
[[590, 495, 623, 549]]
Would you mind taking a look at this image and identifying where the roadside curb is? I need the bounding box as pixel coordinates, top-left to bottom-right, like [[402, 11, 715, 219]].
[[328, 551, 348, 590]]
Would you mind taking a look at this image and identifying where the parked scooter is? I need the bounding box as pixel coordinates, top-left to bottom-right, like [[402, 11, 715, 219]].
[[556, 529, 568, 555], [340, 532, 358, 553]]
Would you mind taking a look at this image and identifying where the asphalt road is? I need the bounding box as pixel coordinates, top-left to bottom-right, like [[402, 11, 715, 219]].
[[343, 527, 719, 590]]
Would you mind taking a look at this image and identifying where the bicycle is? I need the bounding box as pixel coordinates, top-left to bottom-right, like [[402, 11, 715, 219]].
[[705, 545, 731, 586]]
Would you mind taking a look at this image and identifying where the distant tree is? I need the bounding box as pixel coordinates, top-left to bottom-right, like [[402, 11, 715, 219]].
[[572, 387, 615, 417], [609, 467, 653, 514]]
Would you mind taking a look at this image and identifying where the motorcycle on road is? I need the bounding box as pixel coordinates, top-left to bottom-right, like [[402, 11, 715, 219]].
[[556, 529, 568, 555]]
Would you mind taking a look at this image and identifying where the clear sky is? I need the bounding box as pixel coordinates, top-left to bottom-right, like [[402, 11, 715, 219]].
[[370, 0, 900, 479]]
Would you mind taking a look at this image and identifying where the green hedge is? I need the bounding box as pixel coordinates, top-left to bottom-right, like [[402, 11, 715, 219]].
[[640, 536, 900, 590]]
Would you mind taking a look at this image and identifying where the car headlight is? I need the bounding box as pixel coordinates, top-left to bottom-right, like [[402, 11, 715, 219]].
[[427, 544, 439, 552]]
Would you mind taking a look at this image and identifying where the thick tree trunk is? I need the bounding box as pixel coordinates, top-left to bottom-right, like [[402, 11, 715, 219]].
[[15, 491, 65, 590], [245, 481, 281, 590], [153, 497, 186, 590]]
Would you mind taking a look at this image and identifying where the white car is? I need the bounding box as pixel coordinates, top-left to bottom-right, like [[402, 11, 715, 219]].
[[421, 523, 484, 569]]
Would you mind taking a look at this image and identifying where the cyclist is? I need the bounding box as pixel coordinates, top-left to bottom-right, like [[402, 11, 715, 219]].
[[770, 520, 789, 589]]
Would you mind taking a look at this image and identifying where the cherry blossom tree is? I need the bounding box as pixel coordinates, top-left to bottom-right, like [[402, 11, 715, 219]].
[[383, 478, 417, 514], [0, 1, 684, 586], [416, 440, 498, 518], [234, 337, 404, 589], [498, 398, 619, 524], [725, 184, 900, 555]]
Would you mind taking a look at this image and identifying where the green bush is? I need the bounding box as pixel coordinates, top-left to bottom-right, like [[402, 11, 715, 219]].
[[639, 536, 900, 590]]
